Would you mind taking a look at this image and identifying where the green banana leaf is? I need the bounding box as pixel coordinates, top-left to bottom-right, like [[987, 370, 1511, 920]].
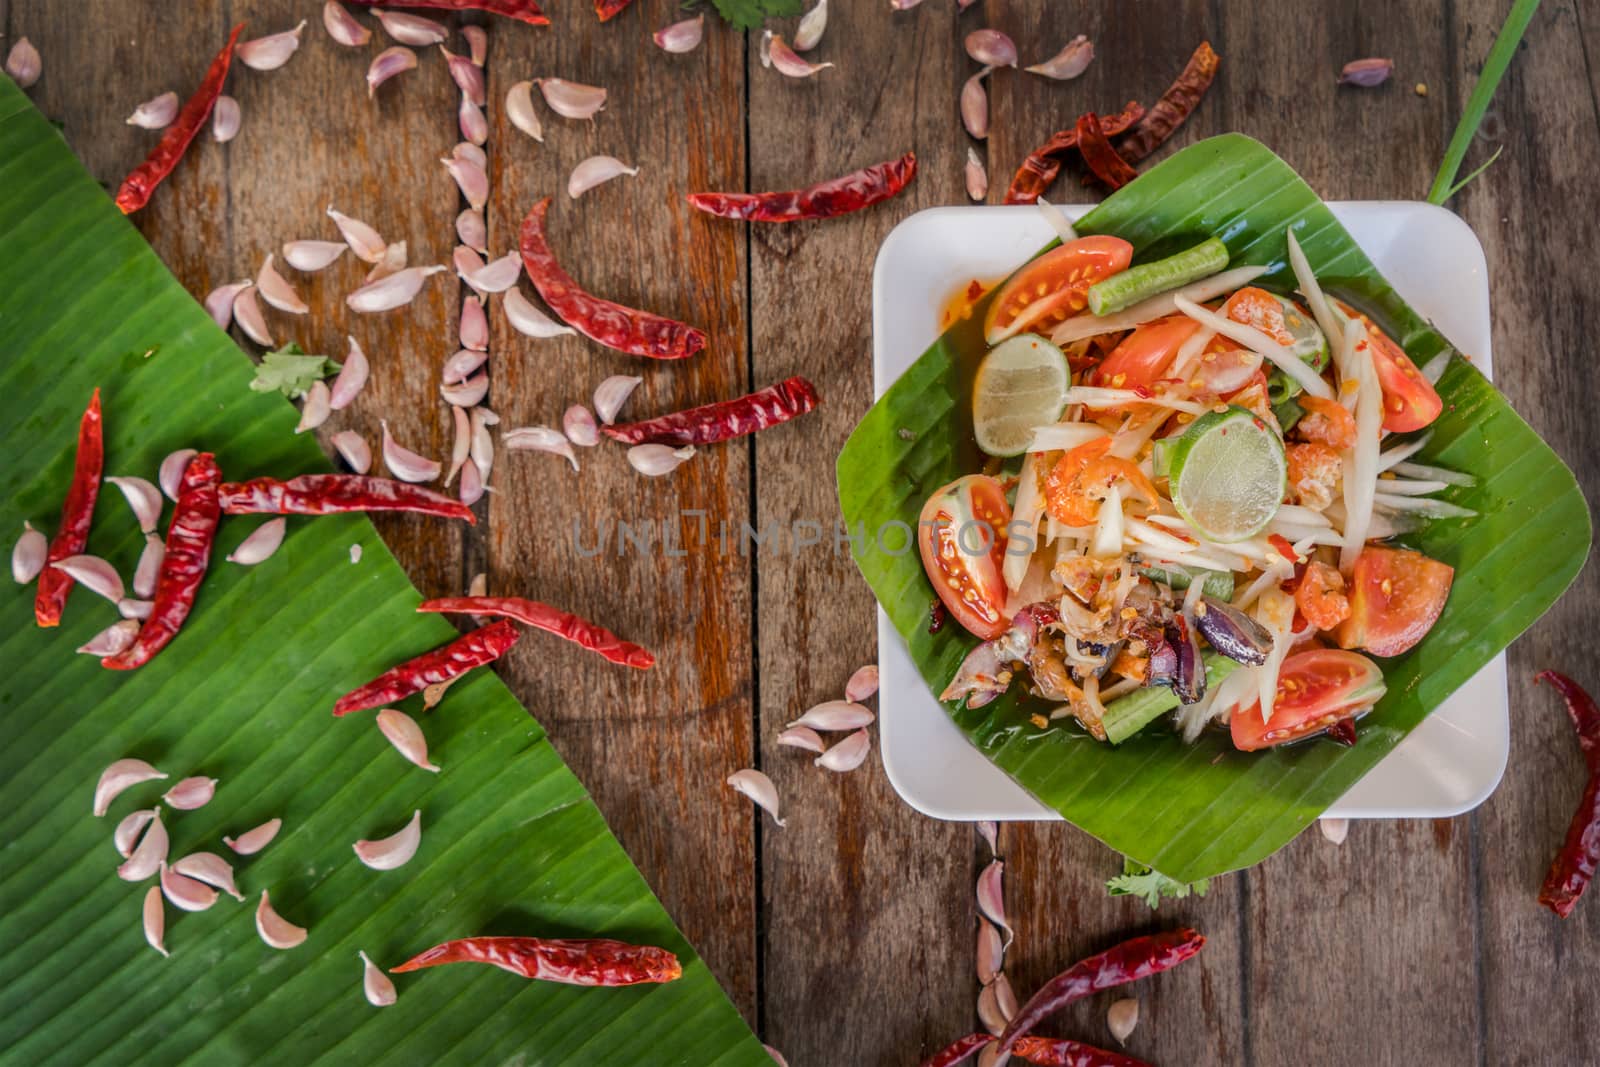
[[0, 80, 768, 1066], [838, 134, 1592, 883]]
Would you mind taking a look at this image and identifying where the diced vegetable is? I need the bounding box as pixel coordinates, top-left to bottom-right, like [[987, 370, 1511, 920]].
[[1103, 653, 1238, 744], [918, 475, 1013, 640], [984, 236, 1133, 344], [1085, 237, 1229, 316], [1230, 648, 1385, 751], [1134, 562, 1234, 599], [1335, 546, 1454, 656]]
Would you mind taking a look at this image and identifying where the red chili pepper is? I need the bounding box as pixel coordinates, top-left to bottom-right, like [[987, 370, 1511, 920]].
[[1535, 671, 1600, 918], [1325, 718, 1358, 746], [687, 152, 917, 223], [34, 389, 104, 628], [519, 197, 707, 360], [1003, 102, 1145, 205], [995, 929, 1206, 1058], [1013, 1036, 1151, 1067], [1267, 533, 1299, 564], [921, 1033, 991, 1067], [593, 0, 634, 20], [416, 596, 655, 669], [217, 474, 476, 524], [333, 619, 520, 716], [346, 0, 549, 25], [1116, 42, 1222, 164], [599, 376, 819, 446], [1076, 113, 1140, 191], [390, 936, 681, 986], [115, 25, 243, 214], [102, 453, 222, 670]]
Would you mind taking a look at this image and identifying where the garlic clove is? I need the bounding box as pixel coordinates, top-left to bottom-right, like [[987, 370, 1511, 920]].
[[134, 533, 165, 598], [238, 20, 307, 72], [456, 210, 488, 256], [562, 405, 599, 447], [233, 285, 276, 347], [965, 29, 1018, 68], [374, 8, 448, 45], [160, 861, 219, 912], [366, 45, 418, 97], [787, 699, 874, 731], [459, 293, 489, 349], [463, 25, 487, 65], [117, 810, 168, 881], [52, 554, 124, 603], [364, 240, 407, 285], [441, 156, 489, 211], [332, 430, 372, 474], [323, 1, 372, 47], [143, 885, 168, 956], [793, 0, 827, 51], [441, 348, 488, 385], [118, 598, 154, 620], [844, 664, 879, 703], [536, 77, 607, 120], [95, 758, 167, 817], [212, 94, 241, 142], [503, 287, 575, 338], [159, 449, 199, 502], [282, 239, 347, 272], [1319, 817, 1349, 844], [458, 459, 484, 506], [224, 817, 282, 856], [445, 405, 472, 487], [727, 769, 786, 827], [256, 890, 308, 949], [441, 46, 486, 106], [459, 251, 521, 294], [567, 155, 639, 200], [172, 851, 246, 901], [962, 67, 992, 140], [296, 380, 332, 434], [4, 37, 42, 88], [470, 407, 497, 479], [503, 426, 578, 471], [593, 375, 642, 424], [626, 444, 694, 477], [506, 80, 544, 141], [814, 728, 871, 772], [976, 917, 1003, 984], [767, 34, 832, 78], [329, 336, 370, 410], [126, 91, 179, 130], [978, 819, 999, 856], [459, 95, 488, 146], [775, 726, 826, 755], [353, 809, 423, 870], [11, 521, 46, 584], [204, 280, 250, 329], [377, 708, 441, 772], [105, 476, 163, 534], [360, 950, 398, 1006], [653, 15, 705, 54], [228, 517, 287, 565], [326, 206, 387, 263], [114, 807, 158, 858], [1025, 35, 1093, 80], [976, 859, 1013, 949], [1107, 997, 1139, 1046], [162, 775, 218, 811], [381, 420, 443, 482], [966, 146, 988, 202], [257, 254, 308, 314], [440, 372, 489, 408], [347, 265, 446, 313]]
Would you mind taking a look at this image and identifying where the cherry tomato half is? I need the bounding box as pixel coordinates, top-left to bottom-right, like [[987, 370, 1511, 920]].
[[1336, 302, 1444, 433], [918, 474, 1012, 640], [1335, 545, 1454, 657], [1089, 315, 1201, 389], [984, 236, 1134, 344], [1230, 648, 1387, 751]]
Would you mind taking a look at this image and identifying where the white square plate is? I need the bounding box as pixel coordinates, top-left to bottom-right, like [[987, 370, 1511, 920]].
[[872, 203, 1508, 822]]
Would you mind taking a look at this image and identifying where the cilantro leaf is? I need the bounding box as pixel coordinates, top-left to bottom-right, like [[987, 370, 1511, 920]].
[[249, 343, 339, 400], [708, 0, 802, 31], [1106, 857, 1209, 910]]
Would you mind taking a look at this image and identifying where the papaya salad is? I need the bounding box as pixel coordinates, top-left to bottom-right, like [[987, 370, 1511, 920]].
[[921, 215, 1469, 752]]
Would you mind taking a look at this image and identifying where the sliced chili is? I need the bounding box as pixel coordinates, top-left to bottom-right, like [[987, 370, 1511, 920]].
[[390, 936, 681, 985], [103, 453, 222, 670], [333, 619, 520, 715], [519, 197, 707, 360], [599, 376, 819, 446], [347, 0, 549, 25], [1076, 113, 1139, 191], [1116, 41, 1222, 164], [687, 152, 917, 223], [1003, 102, 1145, 204], [593, 0, 634, 20], [35, 389, 104, 628], [416, 596, 655, 669], [115, 25, 243, 214], [218, 474, 476, 524], [1536, 670, 1600, 918]]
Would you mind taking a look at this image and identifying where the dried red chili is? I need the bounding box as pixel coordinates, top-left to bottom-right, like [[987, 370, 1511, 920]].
[[416, 596, 655, 669], [687, 152, 918, 223], [1003, 102, 1145, 204], [1535, 670, 1600, 918], [1076, 113, 1139, 191], [34, 389, 104, 628], [593, 0, 634, 20], [1012, 1036, 1151, 1067], [333, 619, 520, 715], [390, 936, 682, 986], [995, 929, 1206, 1058], [1116, 42, 1222, 163], [921, 1033, 991, 1067], [599, 376, 819, 446], [519, 197, 707, 360], [115, 25, 243, 214], [103, 453, 222, 670], [347, 0, 549, 25], [218, 474, 476, 524]]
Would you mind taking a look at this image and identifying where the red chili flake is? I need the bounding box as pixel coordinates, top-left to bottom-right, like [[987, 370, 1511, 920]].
[[390, 936, 681, 986], [687, 152, 917, 223], [593, 0, 634, 20], [599, 376, 819, 446], [967, 279, 984, 301], [1116, 41, 1222, 164], [518, 197, 707, 360], [1075, 113, 1139, 191], [1003, 102, 1145, 204], [1535, 670, 1600, 917], [115, 25, 244, 214], [1267, 533, 1299, 563], [1325, 719, 1357, 746], [217, 474, 476, 524], [346, 0, 549, 25], [333, 620, 520, 716], [416, 596, 655, 669], [929, 598, 948, 635], [103, 453, 222, 670], [34, 389, 104, 627]]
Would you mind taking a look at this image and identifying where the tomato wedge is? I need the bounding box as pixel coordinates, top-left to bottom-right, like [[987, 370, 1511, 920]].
[[984, 236, 1133, 344], [1336, 545, 1454, 657], [918, 474, 1012, 640], [1230, 648, 1386, 751], [1089, 315, 1200, 389], [1336, 302, 1444, 433]]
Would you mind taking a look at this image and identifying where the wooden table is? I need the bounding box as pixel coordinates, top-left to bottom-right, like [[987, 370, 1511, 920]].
[[9, 1, 1597, 1062]]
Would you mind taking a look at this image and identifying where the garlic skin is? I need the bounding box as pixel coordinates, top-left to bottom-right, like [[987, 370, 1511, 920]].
[[211, 95, 241, 142], [126, 91, 179, 130], [94, 759, 168, 817], [12, 522, 47, 583], [353, 810, 423, 871], [360, 951, 398, 1006], [256, 891, 308, 950], [727, 769, 786, 827], [224, 817, 283, 856]]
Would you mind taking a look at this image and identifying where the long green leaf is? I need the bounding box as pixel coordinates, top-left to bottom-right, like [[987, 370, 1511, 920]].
[[1427, 0, 1541, 204], [838, 134, 1590, 883], [0, 79, 767, 1067]]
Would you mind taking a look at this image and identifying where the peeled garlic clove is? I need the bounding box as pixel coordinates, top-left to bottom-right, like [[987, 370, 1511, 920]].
[[440, 372, 489, 408], [228, 517, 287, 565], [594, 375, 642, 424], [118, 810, 168, 881], [976, 917, 1003, 984], [815, 728, 871, 772], [239, 20, 306, 72], [442, 348, 489, 385], [381, 420, 442, 482], [118, 598, 154, 620], [459, 292, 488, 349], [1026, 35, 1093, 80], [257, 254, 309, 314], [160, 861, 219, 912], [233, 285, 275, 347], [787, 699, 874, 731], [503, 426, 578, 471], [454, 245, 486, 287], [126, 91, 179, 130], [845, 664, 880, 703], [727, 769, 786, 827], [4, 37, 42, 88], [283, 239, 347, 272], [106, 476, 163, 534], [332, 430, 372, 474], [323, 0, 371, 47], [143, 885, 168, 956], [506, 80, 544, 141], [354, 809, 423, 870], [503, 287, 575, 338], [367, 45, 418, 97], [775, 726, 825, 755], [452, 141, 487, 168], [256, 890, 308, 949], [377, 708, 440, 772], [976, 859, 1012, 948], [212, 94, 241, 142], [224, 817, 282, 856], [966, 146, 988, 202], [114, 807, 158, 858], [962, 68, 992, 140], [794, 0, 828, 51], [463, 25, 487, 65], [1108, 997, 1139, 1045], [458, 459, 484, 506], [460, 251, 521, 293], [536, 77, 607, 120], [456, 209, 488, 256], [360, 950, 398, 1006], [1319, 817, 1349, 844], [441, 155, 489, 211], [363, 240, 407, 285], [296, 380, 332, 434], [347, 265, 446, 313], [327, 337, 368, 410], [52, 555, 124, 603], [653, 15, 705, 54], [374, 8, 448, 45], [163, 775, 218, 811], [459, 95, 488, 146], [204, 280, 250, 329], [563, 405, 599, 447], [768, 34, 832, 78], [568, 155, 639, 199], [173, 851, 246, 901], [11, 522, 46, 584], [134, 533, 164, 598], [470, 406, 497, 478], [627, 444, 694, 477], [965, 29, 1018, 68], [159, 449, 198, 502], [327, 206, 387, 263], [440, 45, 486, 106]]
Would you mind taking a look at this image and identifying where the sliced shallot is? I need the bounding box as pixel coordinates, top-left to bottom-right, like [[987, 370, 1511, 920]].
[[347, 265, 446, 313], [815, 728, 871, 772], [381, 420, 442, 482], [503, 287, 575, 338], [440, 372, 489, 407], [114, 808, 158, 858], [106, 476, 162, 534], [460, 293, 488, 349], [788, 699, 874, 731], [225, 817, 282, 856], [845, 664, 879, 702], [126, 91, 179, 130], [354, 809, 423, 870], [256, 891, 308, 949], [568, 155, 639, 199], [459, 95, 488, 146], [456, 210, 488, 255], [537, 77, 607, 120], [794, 0, 828, 51], [965, 29, 1018, 67], [233, 286, 275, 347], [460, 251, 521, 293], [366, 46, 418, 97], [563, 405, 599, 447], [4, 37, 41, 88], [442, 348, 488, 384], [333, 430, 372, 474], [143, 885, 167, 956], [441, 155, 489, 211], [52, 555, 123, 603], [296, 380, 332, 433], [228, 517, 287, 565], [204, 281, 250, 329], [160, 861, 219, 912], [327, 205, 387, 263], [966, 146, 988, 201], [173, 851, 246, 901], [654, 15, 705, 54], [374, 8, 448, 45], [329, 337, 370, 409], [239, 21, 306, 72], [506, 80, 544, 141], [463, 25, 487, 65], [163, 775, 218, 811], [593, 375, 642, 424], [1026, 35, 1094, 80], [503, 426, 578, 471], [118, 810, 168, 881], [323, 0, 372, 47], [211, 94, 241, 142], [257, 254, 308, 314], [361, 950, 398, 1006], [159, 449, 198, 502], [134, 534, 164, 597], [626, 444, 693, 476], [282, 239, 346, 272], [768, 34, 831, 77], [377, 708, 440, 772], [776, 726, 826, 755], [977, 859, 1013, 948], [727, 769, 786, 827], [1107, 997, 1139, 1045], [11, 522, 46, 584]]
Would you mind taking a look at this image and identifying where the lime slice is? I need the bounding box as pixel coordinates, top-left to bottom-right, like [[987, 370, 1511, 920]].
[[972, 334, 1071, 457], [1165, 405, 1286, 542]]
